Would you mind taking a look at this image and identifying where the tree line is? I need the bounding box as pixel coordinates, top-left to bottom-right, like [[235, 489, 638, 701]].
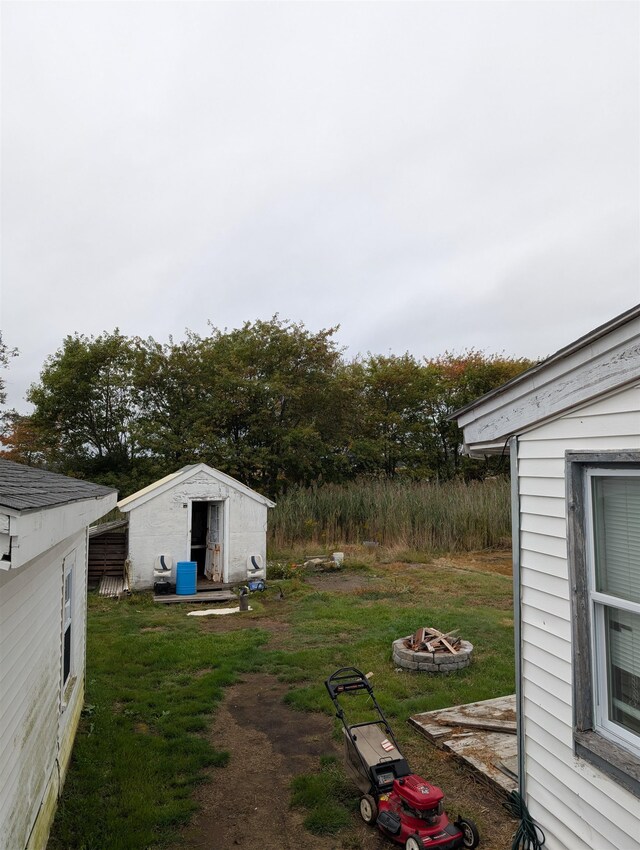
[[0, 319, 533, 498]]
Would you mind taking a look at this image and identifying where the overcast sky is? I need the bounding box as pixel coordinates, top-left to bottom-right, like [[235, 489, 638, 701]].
[[2, 1, 639, 411]]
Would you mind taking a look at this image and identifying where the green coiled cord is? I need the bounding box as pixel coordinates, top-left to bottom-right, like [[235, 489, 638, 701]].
[[503, 790, 546, 850]]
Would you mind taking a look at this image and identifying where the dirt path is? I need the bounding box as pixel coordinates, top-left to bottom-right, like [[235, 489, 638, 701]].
[[170, 674, 384, 850], [169, 668, 514, 850], [169, 558, 517, 849]]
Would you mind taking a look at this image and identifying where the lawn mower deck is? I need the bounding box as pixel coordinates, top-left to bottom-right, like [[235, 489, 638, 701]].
[[325, 667, 480, 850]]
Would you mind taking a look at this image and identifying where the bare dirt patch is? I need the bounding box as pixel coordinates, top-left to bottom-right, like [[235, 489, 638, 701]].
[[431, 551, 512, 576], [167, 674, 381, 850], [168, 672, 515, 850], [196, 613, 291, 635]]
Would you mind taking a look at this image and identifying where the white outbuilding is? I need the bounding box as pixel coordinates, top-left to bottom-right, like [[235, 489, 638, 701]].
[[454, 304, 640, 850], [117, 463, 275, 590], [0, 460, 117, 850]]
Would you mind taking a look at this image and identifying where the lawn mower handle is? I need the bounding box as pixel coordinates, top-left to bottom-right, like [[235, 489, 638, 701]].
[[325, 667, 400, 748], [325, 667, 373, 700]]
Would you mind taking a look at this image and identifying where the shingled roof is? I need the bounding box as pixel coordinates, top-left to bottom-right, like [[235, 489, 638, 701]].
[[0, 459, 116, 512]]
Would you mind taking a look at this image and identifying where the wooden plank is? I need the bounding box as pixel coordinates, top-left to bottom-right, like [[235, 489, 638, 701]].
[[409, 695, 518, 797], [88, 548, 125, 559], [412, 695, 517, 730], [88, 560, 125, 568], [98, 575, 125, 598], [154, 590, 237, 604], [433, 716, 515, 735], [88, 558, 126, 565]]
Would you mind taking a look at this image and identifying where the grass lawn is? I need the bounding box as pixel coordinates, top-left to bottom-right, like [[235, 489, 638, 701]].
[[48, 553, 515, 849]]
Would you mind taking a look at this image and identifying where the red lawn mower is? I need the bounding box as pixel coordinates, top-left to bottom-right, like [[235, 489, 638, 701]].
[[325, 667, 480, 850]]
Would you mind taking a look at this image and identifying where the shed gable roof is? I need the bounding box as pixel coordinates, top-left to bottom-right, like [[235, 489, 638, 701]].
[[0, 459, 116, 512], [117, 463, 276, 511], [453, 304, 640, 455]]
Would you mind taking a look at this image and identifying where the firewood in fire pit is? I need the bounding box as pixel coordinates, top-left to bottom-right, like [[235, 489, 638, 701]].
[[405, 626, 461, 654]]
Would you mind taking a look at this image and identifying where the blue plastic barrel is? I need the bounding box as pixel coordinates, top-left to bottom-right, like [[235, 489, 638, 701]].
[[176, 561, 197, 595]]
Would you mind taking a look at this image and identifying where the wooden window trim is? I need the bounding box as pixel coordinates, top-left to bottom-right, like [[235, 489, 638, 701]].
[[566, 450, 640, 798]]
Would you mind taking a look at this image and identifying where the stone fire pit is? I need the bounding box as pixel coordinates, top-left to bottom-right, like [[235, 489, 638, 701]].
[[392, 627, 474, 673]]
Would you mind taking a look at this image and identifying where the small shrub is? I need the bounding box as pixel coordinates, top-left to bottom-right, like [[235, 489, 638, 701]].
[[267, 560, 300, 580]]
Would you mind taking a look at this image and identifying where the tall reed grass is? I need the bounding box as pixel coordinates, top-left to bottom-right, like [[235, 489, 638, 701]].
[[269, 477, 511, 553]]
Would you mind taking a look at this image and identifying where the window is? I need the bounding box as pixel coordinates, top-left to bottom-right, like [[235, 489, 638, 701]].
[[589, 472, 640, 748], [62, 556, 73, 687], [567, 452, 640, 796]]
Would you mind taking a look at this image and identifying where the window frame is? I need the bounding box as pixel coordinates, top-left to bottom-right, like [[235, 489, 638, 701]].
[[585, 467, 640, 755], [567, 450, 640, 797], [62, 562, 73, 685], [61, 550, 77, 708]]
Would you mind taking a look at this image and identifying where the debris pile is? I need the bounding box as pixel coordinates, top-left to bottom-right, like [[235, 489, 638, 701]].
[[405, 626, 461, 655], [303, 554, 343, 571]]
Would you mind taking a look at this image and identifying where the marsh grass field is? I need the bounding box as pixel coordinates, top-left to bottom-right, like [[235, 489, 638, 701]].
[[48, 549, 517, 850], [269, 477, 512, 553]]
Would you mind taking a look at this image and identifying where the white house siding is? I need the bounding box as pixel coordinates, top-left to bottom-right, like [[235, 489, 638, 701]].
[[0, 531, 87, 850], [517, 384, 640, 850], [126, 470, 268, 588]]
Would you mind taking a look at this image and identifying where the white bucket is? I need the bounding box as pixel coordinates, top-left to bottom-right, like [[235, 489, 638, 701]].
[[333, 552, 344, 566]]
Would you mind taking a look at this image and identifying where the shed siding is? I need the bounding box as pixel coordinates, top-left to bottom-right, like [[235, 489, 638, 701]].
[[126, 469, 268, 588], [0, 531, 87, 850], [228, 491, 268, 577], [517, 383, 640, 850]]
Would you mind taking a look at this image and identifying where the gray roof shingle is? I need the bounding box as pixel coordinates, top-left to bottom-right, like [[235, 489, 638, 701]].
[[0, 459, 116, 512]]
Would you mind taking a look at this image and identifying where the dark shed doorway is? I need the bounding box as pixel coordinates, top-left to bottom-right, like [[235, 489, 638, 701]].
[[190, 501, 223, 581]]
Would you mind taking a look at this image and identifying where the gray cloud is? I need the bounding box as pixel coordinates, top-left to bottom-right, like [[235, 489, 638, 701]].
[[2, 1, 638, 409]]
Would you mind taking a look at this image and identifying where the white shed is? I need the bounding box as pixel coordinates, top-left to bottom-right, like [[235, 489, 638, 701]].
[[117, 463, 275, 590], [454, 304, 640, 850], [0, 460, 117, 850]]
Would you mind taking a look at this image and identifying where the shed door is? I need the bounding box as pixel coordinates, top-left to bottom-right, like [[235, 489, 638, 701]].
[[205, 502, 223, 582]]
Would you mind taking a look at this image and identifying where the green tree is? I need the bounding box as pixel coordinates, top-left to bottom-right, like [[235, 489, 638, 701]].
[[192, 317, 352, 495], [132, 333, 208, 476], [348, 354, 430, 478], [27, 330, 142, 484], [25, 323, 534, 494], [132, 317, 354, 497], [422, 350, 533, 479]]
